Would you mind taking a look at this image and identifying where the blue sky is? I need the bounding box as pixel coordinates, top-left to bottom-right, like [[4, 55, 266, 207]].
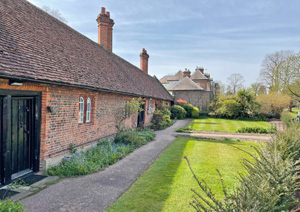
[[28, 0, 300, 86]]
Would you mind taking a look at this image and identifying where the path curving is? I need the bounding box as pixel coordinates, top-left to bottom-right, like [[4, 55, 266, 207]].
[[21, 120, 190, 212]]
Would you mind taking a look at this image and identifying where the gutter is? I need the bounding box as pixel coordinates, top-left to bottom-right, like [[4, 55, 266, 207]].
[[0, 74, 173, 102]]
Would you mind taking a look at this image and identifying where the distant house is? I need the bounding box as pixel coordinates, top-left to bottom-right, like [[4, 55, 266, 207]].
[[160, 67, 217, 110], [0, 0, 172, 185]]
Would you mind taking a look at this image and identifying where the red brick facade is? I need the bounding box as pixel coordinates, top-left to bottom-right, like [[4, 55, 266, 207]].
[[0, 79, 165, 171]]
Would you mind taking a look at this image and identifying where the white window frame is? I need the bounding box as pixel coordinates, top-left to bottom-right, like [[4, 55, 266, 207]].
[[86, 97, 91, 123], [147, 99, 152, 114], [79, 97, 84, 123]]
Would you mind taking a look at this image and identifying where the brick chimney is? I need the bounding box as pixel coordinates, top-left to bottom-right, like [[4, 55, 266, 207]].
[[140, 48, 149, 74], [183, 68, 191, 78], [96, 7, 114, 52]]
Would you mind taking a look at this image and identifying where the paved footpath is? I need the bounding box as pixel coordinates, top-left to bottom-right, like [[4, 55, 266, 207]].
[[22, 120, 190, 212]]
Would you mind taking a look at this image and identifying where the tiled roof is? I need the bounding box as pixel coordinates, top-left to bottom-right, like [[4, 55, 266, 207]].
[[169, 77, 204, 91], [0, 0, 173, 101], [160, 75, 173, 84], [190, 70, 208, 80], [169, 70, 184, 81]]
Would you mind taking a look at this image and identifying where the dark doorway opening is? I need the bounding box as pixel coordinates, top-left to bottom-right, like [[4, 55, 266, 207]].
[[137, 102, 145, 128]]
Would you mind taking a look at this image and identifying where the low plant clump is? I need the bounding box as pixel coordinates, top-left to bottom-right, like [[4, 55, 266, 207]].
[[0, 200, 24, 212], [47, 129, 155, 177], [176, 127, 194, 133], [236, 126, 276, 134]]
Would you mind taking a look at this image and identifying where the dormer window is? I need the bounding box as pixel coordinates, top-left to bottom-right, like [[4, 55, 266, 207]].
[[79, 97, 84, 123], [86, 97, 91, 122]]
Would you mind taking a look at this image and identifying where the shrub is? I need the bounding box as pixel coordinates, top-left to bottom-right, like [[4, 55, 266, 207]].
[[256, 93, 292, 118], [150, 110, 174, 130], [280, 111, 295, 128], [215, 99, 240, 119], [236, 126, 276, 134], [176, 127, 193, 133], [161, 108, 171, 116], [182, 104, 194, 117], [174, 99, 187, 106], [0, 201, 24, 212], [114, 128, 155, 147], [47, 130, 155, 176], [191, 107, 199, 118], [170, 105, 186, 119]]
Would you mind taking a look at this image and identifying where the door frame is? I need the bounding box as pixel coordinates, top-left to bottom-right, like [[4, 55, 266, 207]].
[[0, 89, 41, 185]]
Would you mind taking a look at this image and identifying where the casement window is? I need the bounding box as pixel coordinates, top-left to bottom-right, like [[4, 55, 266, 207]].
[[122, 101, 126, 118], [86, 97, 91, 122], [79, 97, 84, 123], [126, 101, 130, 118], [147, 99, 152, 114]]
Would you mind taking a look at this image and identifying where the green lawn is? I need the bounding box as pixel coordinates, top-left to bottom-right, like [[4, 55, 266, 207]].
[[107, 137, 257, 212], [188, 118, 271, 132]]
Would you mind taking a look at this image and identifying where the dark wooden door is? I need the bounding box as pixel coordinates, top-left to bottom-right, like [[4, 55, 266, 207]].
[[0, 97, 3, 185], [10, 97, 33, 177]]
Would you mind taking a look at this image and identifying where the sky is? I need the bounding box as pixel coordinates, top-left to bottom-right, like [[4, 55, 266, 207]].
[[27, 0, 300, 86]]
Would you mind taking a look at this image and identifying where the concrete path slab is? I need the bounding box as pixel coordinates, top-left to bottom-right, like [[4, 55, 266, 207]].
[[21, 120, 190, 212]]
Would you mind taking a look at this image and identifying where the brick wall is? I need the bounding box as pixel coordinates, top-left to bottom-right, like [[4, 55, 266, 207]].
[[0, 79, 165, 170], [173, 90, 212, 110]]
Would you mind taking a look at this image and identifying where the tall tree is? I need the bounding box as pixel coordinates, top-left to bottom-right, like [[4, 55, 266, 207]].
[[260, 50, 294, 92], [227, 73, 245, 94], [280, 52, 300, 97], [42, 6, 68, 23], [249, 82, 267, 96]]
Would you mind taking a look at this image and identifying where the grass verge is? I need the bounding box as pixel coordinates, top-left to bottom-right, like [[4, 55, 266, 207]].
[[107, 137, 257, 212], [188, 117, 271, 132]]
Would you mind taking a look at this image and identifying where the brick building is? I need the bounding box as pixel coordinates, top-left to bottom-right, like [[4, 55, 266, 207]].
[[160, 67, 217, 110], [0, 0, 172, 185]]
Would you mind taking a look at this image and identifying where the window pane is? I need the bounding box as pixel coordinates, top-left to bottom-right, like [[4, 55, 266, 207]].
[[86, 98, 91, 122], [79, 97, 84, 123]]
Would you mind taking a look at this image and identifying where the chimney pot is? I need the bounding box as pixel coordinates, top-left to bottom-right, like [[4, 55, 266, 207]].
[[96, 7, 115, 52], [101, 7, 106, 14], [140, 48, 150, 74]]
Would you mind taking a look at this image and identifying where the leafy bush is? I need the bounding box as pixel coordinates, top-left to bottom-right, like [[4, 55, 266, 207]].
[[150, 110, 174, 130], [182, 104, 194, 117], [176, 127, 193, 133], [114, 128, 155, 147], [161, 108, 171, 116], [171, 105, 186, 119], [215, 99, 240, 119], [191, 107, 199, 118], [174, 99, 187, 106], [47, 130, 155, 176], [256, 93, 292, 118], [236, 126, 276, 134], [280, 111, 295, 128], [0, 201, 24, 212], [186, 118, 300, 211]]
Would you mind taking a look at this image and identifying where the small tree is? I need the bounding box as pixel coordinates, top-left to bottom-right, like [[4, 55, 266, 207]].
[[115, 98, 144, 131]]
